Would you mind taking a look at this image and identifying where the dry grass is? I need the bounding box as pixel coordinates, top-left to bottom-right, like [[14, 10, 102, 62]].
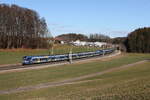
[[0, 61, 149, 100], [0, 53, 149, 100]]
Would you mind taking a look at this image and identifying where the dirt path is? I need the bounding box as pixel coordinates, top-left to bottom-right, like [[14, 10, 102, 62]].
[[0, 59, 148, 95]]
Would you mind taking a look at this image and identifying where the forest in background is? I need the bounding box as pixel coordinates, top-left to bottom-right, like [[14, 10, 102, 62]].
[[125, 27, 150, 53], [56, 27, 150, 53], [0, 4, 50, 49], [111, 27, 150, 53], [56, 33, 111, 43]]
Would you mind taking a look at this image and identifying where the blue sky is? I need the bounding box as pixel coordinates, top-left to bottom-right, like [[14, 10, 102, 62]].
[[1, 0, 150, 37]]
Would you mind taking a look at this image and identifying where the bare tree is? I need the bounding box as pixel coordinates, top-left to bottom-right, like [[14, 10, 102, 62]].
[[0, 4, 51, 49]]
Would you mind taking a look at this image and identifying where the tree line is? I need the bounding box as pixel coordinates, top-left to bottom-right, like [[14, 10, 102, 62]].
[[112, 27, 150, 53], [56, 33, 111, 43], [125, 27, 150, 53], [56, 33, 88, 42], [88, 33, 111, 42], [0, 4, 49, 49]]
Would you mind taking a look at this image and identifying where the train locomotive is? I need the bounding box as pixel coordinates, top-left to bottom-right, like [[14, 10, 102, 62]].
[[22, 48, 115, 65]]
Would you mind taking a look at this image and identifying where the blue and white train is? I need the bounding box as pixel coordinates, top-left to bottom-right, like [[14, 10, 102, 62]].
[[22, 48, 115, 65]]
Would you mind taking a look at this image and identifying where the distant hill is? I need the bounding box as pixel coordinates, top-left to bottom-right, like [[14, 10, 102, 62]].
[[56, 33, 88, 42], [112, 37, 127, 44]]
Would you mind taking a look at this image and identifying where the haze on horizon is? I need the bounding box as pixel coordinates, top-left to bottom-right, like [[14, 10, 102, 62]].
[[1, 0, 150, 38]]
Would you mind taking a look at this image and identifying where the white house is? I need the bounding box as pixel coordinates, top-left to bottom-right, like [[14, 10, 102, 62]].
[[94, 42, 107, 47], [71, 40, 109, 47], [72, 40, 86, 46]]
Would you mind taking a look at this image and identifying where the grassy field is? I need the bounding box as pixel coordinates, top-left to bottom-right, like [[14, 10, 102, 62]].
[[1, 61, 149, 100], [0, 44, 100, 65], [0, 53, 150, 100], [0, 53, 149, 91]]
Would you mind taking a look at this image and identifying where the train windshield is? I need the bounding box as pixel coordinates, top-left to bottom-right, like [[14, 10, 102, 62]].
[[23, 56, 31, 61]]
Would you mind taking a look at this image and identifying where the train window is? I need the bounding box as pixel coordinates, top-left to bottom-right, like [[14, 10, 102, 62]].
[[32, 58, 38, 61], [40, 58, 47, 61], [60, 56, 66, 58]]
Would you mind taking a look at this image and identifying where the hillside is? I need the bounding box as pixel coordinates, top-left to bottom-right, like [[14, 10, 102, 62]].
[[0, 53, 150, 99]]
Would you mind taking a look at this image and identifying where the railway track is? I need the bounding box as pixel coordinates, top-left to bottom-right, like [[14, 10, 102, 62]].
[[0, 51, 120, 72], [0, 61, 67, 71]]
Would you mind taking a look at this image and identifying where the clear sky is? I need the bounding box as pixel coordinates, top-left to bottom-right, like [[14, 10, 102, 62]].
[[1, 0, 150, 37]]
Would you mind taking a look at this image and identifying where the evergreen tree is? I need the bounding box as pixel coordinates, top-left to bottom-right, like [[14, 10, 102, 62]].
[[126, 27, 150, 53]]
